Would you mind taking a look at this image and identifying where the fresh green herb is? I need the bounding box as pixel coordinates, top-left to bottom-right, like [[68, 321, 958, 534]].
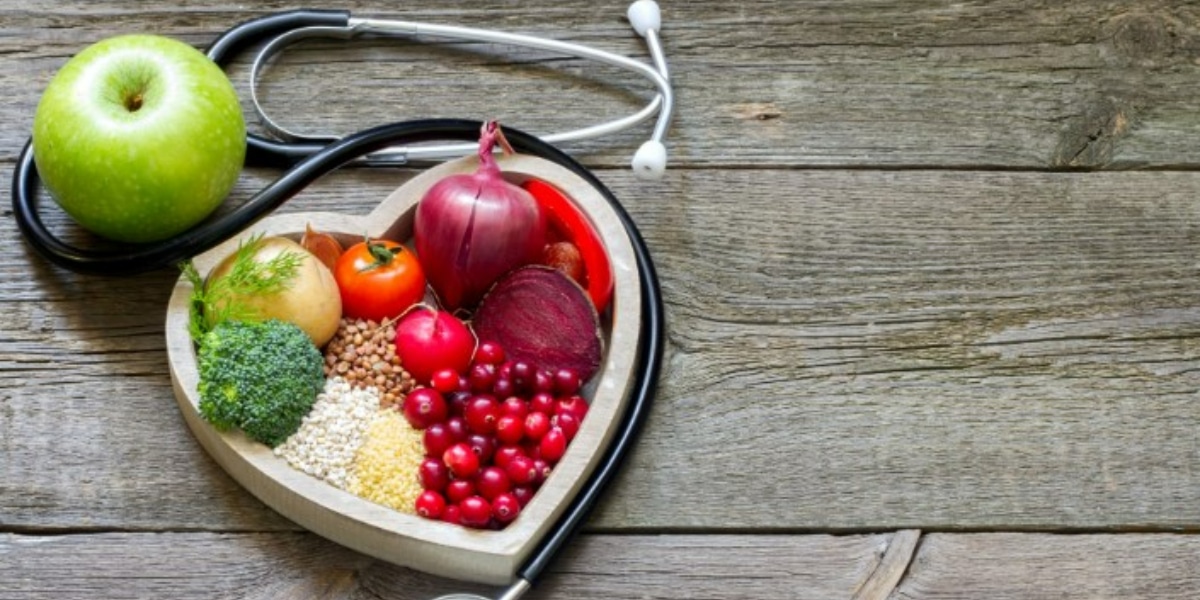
[[179, 234, 304, 341]]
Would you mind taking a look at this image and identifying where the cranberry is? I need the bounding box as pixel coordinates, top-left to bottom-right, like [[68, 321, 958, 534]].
[[475, 341, 506, 365], [529, 392, 556, 415], [523, 411, 551, 441], [500, 396, 528, 418], [442, 504, 462, 524], [540, 427, 568, 464], [533, 369, 556, 394], [532, 458, 551, 485], [415, 490, 446, 519], [418, 457, 450, 491], [556, 395, 589, 420], [430, 368, 462, 394], [492, 377, 515, 398], [495, 414, 525, 445], [506, 455, 538, 486], [464, 394, 499, 434], [459, 495, 492, 528], [493, 444, 524, 470], [445, 416, 469, 441], [446, 391, 472, 417], [553, 368, 582, 395], [476, 466, 512, 501], [491, 493, 521, 524], [497, 360, 514, 380], [552, 412, 581, 442], [468, 362, 497, 392], [446, 479, 476, 504], [511, 485, 534, 507], [443, 442, 480, 479], [466, 433, 495, 464], [423, 423, 455, 457], [402, 388, 447, 429], [511, 361, 535, 390]]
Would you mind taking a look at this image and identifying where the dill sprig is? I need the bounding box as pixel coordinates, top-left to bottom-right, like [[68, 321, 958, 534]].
[[179, 234, 304, 342]]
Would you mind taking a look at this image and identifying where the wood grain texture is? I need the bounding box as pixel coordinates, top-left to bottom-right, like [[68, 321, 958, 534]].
[[0, 531, 899, 600], [4, 169, 1200, 531], [2, 1, 1200, 168], [5, 0, 1200, 597], [891, 533, 1200, 599]]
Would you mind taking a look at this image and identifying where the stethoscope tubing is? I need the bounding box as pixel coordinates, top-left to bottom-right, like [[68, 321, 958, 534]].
[[205, 8, 673, 170], [12, 119, 664, 597], [14, 10, 668, 591]]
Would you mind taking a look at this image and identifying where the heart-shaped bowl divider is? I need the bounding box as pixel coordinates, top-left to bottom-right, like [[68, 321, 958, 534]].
[[165, 152, 642, 584]]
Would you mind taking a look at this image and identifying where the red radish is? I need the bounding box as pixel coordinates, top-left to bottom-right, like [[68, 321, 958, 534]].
[[394, 306, 475, 384], [413, 121, 547, 310], [473, 266, 603, 382]]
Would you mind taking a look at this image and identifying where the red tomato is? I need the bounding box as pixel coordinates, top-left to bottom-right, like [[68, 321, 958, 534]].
[[334, 239, 426, 322], [522, 179, 614, 313]]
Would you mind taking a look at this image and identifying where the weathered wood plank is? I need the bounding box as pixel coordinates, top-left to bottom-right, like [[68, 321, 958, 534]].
[[0, 531, 899, 600], [6, 530, 1200, 599], [891, 532, 1200, 599], [2, 1, 1200, 168], [3, 169, 1200, 531]]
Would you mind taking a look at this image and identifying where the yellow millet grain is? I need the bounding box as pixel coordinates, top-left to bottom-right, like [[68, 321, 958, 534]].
[[347, 408, 425, 514]]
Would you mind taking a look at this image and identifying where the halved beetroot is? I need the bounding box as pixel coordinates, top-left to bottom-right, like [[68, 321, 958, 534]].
[[473, 266, 603, 382]]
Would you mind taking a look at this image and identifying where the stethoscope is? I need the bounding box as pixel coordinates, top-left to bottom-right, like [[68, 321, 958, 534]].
[[11, 4, 669, 600]]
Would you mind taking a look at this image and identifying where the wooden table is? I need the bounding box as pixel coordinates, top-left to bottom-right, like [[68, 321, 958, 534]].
[[4, 1, 1200, 598]]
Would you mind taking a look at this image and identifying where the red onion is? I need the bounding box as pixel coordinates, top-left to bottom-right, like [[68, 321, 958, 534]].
[[414, 122, 547, 310]]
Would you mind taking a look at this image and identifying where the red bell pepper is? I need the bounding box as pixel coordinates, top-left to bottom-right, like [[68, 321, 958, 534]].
[[522, 178, 614, 313]]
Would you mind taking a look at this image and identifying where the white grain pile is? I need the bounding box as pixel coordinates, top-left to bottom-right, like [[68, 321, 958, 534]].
[[274, 377, 378, 489]]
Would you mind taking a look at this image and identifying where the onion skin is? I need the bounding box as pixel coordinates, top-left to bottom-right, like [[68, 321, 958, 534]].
[[206, 237, 342, 347], [414, 122, 547, 310]]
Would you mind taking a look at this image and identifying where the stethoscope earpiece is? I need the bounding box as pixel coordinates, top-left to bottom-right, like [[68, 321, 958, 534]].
[[632, 140, 668, 180], [627, 0, 662, 36], [236, 5, 673, 177]]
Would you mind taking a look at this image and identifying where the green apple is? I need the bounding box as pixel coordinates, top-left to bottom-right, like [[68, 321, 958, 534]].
[[32, 34, 245, 244]]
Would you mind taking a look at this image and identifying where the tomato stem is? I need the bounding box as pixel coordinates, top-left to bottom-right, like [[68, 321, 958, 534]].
[[360, 239, 399, 272]]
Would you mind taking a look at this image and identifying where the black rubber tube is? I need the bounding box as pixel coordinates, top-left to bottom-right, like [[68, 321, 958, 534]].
[[205, 9, 350, 66], [13, 120, 491, 274], [509, 143, 665, 586], [11, 117, 664, 592]]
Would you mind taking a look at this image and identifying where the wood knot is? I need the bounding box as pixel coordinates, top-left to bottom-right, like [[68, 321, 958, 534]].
[[1050, 98, 1134, 169], [1101, 10, 1195, 65]]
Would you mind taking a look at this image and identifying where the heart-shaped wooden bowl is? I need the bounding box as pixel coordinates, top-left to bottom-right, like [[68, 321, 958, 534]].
[[165, 153, 642, 584]]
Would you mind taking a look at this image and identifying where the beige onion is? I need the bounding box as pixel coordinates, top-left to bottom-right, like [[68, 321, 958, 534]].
[[206, 236, 342, 346]]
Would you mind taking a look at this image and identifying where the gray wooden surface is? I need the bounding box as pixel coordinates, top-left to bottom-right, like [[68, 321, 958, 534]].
[[3, 1, 1200, 598]]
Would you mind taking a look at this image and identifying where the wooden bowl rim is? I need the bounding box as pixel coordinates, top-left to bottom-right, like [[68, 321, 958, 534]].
[[165, 153, 644, 584]]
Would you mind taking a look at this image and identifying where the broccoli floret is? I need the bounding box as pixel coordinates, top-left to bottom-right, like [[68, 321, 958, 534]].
[[197, 319, 324, 447]]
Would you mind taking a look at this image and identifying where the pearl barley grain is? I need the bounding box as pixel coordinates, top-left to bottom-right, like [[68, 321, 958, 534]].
[[275, 378, 378, 490]]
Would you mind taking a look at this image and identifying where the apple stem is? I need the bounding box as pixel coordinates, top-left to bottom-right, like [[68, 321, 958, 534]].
[[125, 93, 143, 112]]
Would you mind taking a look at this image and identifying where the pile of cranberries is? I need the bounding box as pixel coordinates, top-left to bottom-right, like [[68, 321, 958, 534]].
[[401, 341, 589, 529]]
